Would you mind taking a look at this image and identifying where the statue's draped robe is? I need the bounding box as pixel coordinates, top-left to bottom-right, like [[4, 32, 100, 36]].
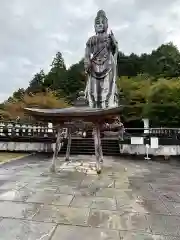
[[84, 33, 118, 108]]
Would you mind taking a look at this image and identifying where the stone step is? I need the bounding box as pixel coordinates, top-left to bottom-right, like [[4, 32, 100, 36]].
[[59, 138, 120, 156]]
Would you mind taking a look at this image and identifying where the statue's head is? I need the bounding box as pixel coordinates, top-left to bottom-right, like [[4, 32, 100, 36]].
[[94, 10, 108, 34]]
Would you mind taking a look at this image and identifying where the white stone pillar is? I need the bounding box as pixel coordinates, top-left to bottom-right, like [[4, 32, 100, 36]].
[[142, 118, 149, 134], [48, 122, 53, 133]]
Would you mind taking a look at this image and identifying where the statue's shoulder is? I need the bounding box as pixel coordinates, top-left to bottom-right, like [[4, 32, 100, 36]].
[[86, 35, 96, 46]]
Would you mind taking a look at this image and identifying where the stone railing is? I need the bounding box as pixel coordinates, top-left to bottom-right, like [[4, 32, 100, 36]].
[[0, 122, 180, 156], [0, 122, 179, 136], [119, 128, 180, 157], [0, 122, 68, 142], [0, 122, 66, 152], [0, 122, 180, 143], [0, 122, 52, 140], [124, 128, 180, 139]]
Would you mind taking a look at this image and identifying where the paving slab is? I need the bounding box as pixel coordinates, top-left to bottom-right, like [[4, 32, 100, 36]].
[[26, 191, 74, 206], [116, 199, 170, 215], [88, 209, 150, 232], [70, 195, 94, 208], [70, 195, 116, 210], [51, 225, 120, 240], [55, 184, 80, 195], [114, 180, 131, 189], [146, 214, 180, 236], [0, 169, 16, 175], [0, 174, 14, 181], [91, 196, 117, 211], [0, 180, 27, 190], [80, 178, 115, 189], [160, 191, 180, 203], [96, 188, 131, 198], [0, 188, 33, 201], [33, 205, 89, 225], [0, 219, 56, 240], [161, 201, 180, 216], [135, 189, 162, 201], [0, 201, 42, 219], [118, 231, 179, 239]]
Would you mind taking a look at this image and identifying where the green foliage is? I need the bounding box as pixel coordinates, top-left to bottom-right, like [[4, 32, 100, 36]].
[[118, 76, 180, 126], [44, 52, 66, 91], [145, 79, 180, 126], [63, 60, 86, 102], [27, 70, 45, 94], [117, 75, 150, 122], [117, 42, 180, 78], [12, 88, 25, 101]]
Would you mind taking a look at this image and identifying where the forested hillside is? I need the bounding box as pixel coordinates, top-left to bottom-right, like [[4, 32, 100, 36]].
[[1, 42, 180, 127]]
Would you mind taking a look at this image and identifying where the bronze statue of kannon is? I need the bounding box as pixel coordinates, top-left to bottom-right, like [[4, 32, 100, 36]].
[[84, 10, 119, 109]]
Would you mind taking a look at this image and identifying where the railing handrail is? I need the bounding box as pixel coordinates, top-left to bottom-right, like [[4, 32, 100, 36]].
[[125, 128, 180, 130]]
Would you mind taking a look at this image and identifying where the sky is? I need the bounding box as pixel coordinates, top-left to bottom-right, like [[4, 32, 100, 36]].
[[0, 0, 180, 102]]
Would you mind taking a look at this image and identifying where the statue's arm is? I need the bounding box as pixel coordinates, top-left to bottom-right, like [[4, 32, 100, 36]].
[[109, 31, 118, 51], [84, 40, 91, 73]]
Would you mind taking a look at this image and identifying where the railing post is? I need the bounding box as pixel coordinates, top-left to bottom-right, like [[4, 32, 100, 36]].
[[142, 118, 149, 134]]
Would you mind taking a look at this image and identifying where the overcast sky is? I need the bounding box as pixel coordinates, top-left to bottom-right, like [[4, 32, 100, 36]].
[[0, 0, 180, 102]]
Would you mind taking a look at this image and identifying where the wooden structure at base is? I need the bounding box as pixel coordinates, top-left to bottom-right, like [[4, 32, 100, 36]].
[[25, 95, 122, 174]]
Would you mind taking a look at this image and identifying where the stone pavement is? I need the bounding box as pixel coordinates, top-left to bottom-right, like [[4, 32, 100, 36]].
[[0, 154, 180, 239]]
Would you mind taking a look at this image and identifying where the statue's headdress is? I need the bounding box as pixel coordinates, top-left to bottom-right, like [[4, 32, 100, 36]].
[[94, 10, 108, 32]]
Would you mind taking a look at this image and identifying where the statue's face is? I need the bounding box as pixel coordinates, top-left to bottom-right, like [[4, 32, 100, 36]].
[[95, 17, 107, 33]]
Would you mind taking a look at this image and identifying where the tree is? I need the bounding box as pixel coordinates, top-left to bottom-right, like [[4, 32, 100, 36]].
[[117, 75, 150, 123], [117, 43, 180, 78], [117, 52, 141, 77], [144, 78, 180, 126], [140, 43, 180, 78], [63, 59, 86, 102], [12, 88, 25, 101], [43, 52, 66, 91], [27, 70, 45, 93]]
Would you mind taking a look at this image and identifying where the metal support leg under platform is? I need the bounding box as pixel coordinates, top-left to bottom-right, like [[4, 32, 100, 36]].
[[65, 127, 72, 162], [50, 126, 63, 172], [93, 123, 103, 174]]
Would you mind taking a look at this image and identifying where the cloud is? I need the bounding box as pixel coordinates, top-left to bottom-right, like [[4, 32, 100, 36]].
[[0, 0, 180, 101]]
